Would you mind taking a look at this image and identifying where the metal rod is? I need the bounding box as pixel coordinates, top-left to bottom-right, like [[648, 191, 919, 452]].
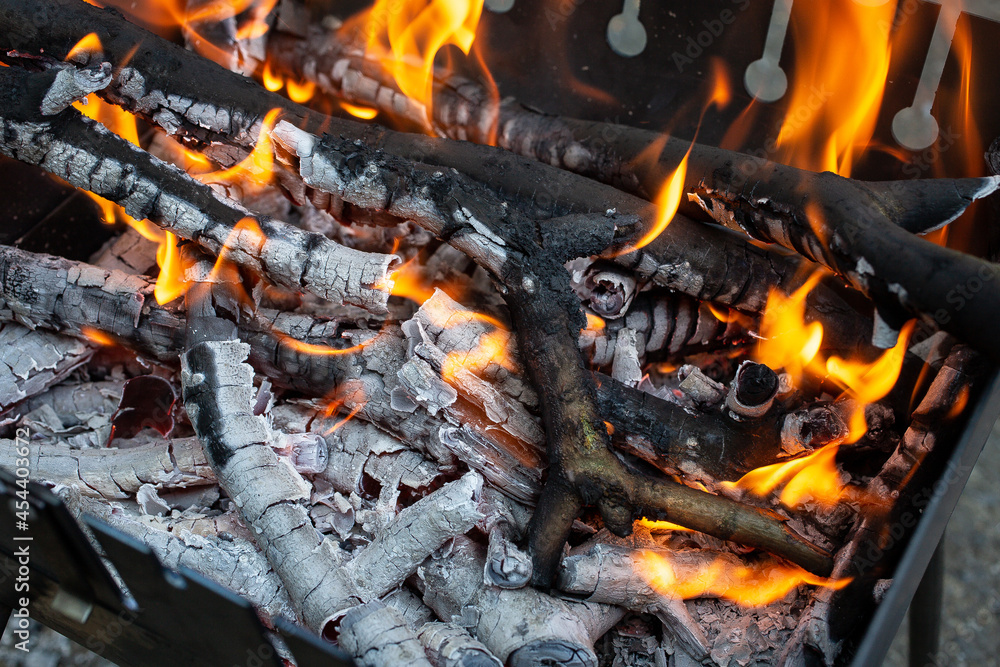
[[909, 536, 945, 667]]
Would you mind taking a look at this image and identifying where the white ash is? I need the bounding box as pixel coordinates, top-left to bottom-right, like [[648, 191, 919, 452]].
[[339, 601, 434, 667], [0, 436, 214, 499], [0, 322, 94, 414]]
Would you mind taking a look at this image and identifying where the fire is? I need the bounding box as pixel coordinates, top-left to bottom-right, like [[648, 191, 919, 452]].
[[66, 35, 167, 244], [286, 78, 316, 104], [65, 32, 103, 63], [339, 102, 380, 120], [754, 271, 825, 387], [825, 320, 915, 442], [440, 317, 517, 384], [262, 60, 284, 92], [276, 333, 371, 358], [637, 550, 849, 606], [362, 0, 486, 126], [584, 313, 606, 331], [707, 58, 732, 110], [86, 0, 277, 69], [195, 108, 281, 193], [614, 147, 691, 256], [377, 257, 435, 304], [154, 232, 192, 305], [775, 0, 896, 176], [80, 326, 115, 346], [637, 518, 691, 533], [722, 444, 846, 509]]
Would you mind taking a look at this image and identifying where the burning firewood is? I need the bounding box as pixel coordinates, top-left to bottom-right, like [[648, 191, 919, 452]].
[[0, 1, 996, 664]]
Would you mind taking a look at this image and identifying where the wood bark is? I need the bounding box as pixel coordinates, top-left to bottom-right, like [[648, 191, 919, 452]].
[[0, 66, 396, 312]]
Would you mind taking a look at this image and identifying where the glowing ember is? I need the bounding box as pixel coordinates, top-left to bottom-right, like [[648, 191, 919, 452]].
[[637, 550, 849, 606], [286, 78, 316, 104], [754, 271, 825, 387], [826, 320, 915, 443], [80, 326, 115, 347], [584, 313, 606, 331], [775, 0, 896, 176]]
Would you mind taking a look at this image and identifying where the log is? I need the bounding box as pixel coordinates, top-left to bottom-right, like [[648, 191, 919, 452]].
[[339, 601, 434, 667], [418, 536, 624, 667], [0, 321, 93, 415], [417, 622, 502, 667], [0, 436, 214, 499], [0, 65, 397, 312]]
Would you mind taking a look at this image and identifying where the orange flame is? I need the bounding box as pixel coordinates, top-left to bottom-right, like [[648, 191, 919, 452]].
[[825, 320, 915, 443], [754, 271, 825, 387], [195, 108, 281, 193], [637, 550, 849, 606], [707, 58, 732, 110], [584, 313, 606, 332], [262, 60, 284, 92], [362, 0, 485, 126], [70, 87, 167, 244], [66, 32, 104, 63], [440, 323, 517, 383], [377, 257, 435, 304], [286, 78, 316, 104], [614, 146, 691, 256], [637, 518, 691, 533], [775, 0, 896, 176], [154, 232, 192, 304], [339, 101, 380, 120], [80, 326, 115, 347], [722, 444, 846, 509]]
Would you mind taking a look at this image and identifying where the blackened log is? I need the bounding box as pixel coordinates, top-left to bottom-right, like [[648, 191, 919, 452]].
[[267, 23, 995, 260], [0, 65, 396, 312]]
